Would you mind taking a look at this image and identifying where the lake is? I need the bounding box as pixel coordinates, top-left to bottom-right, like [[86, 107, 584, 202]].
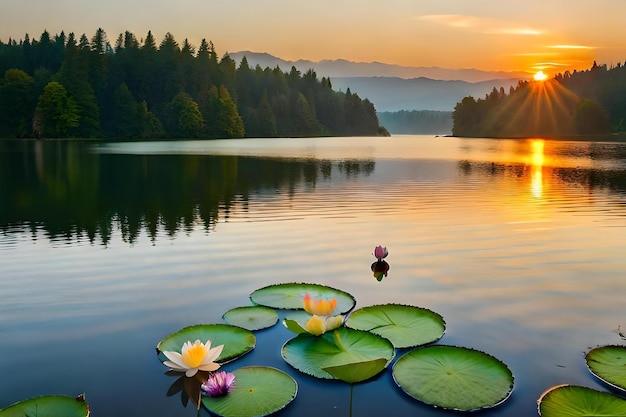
[[1, 135, 625, 416]]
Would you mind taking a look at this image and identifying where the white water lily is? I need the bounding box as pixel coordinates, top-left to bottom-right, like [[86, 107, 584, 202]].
[[162, 339, 224, 377]]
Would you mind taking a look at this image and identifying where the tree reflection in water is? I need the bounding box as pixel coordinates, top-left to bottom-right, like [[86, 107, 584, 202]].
[[0, 140, 375, 245]]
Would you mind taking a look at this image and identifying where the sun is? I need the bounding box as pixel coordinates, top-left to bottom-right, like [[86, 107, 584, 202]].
[[533, 70, 548, 81]]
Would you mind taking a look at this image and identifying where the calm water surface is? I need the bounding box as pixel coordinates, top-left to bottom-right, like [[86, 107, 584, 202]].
[[1, 136, 625, 416]]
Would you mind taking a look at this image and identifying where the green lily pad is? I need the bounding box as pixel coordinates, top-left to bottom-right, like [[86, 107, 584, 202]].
[[345, 303, 446, 348], [392, 345, 514, 411], [250, 283, 355, 314], [157, 324, 256, 364], [323, 358, 390, 384], [281, 326, 395, 383], [585, 345, 626, 393], [201, 366, 297, 417], [222, 306, 279, 331], [538, 384, 626, 417], [0, 395, 89, 417]]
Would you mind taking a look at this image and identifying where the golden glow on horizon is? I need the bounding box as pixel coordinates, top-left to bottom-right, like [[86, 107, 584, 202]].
[[2, 3, 625, 76], [533, 71, 548, 81]]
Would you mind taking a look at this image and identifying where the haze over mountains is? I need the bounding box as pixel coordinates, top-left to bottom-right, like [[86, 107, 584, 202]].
[[230, 51, 526, 112]]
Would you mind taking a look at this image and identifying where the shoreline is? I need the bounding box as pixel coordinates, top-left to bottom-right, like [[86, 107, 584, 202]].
[[447, 133, 626, 142]]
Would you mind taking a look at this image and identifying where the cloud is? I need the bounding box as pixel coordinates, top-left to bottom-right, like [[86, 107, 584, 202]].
[[547, 44, 594, 50], [417, 14, 543, 36], [532, 62, 571, 67], [417, 14, 478, 28], [488, 27, 543, 36]]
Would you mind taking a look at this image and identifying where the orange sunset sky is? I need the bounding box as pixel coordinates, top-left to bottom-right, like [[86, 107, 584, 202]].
[[1, 0, 626, 78]]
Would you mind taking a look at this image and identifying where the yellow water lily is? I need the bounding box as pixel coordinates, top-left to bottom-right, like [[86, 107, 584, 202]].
[[304, 314, 344, 336], [303, 293, 337, 316], [162, 339, 224, 377]]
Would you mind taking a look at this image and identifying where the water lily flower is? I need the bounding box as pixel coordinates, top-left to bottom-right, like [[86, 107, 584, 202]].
[[201, 371, 236, 397], [303, 293, 337, 316], [304, 314, 344, 336], [373, 245, 388, 260], [162, 339, 224, 377]]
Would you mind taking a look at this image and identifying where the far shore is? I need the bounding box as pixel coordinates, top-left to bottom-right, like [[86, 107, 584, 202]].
[[446, 132, 626, 142]]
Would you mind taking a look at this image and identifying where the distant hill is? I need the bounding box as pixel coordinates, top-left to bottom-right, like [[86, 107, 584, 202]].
[[329, 77, 520, 112], [230, 51, 523, 112], [378, 110, 453, 135], [229, 51, 528, 82]]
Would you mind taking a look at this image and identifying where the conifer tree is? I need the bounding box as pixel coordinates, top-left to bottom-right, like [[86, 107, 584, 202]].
[[112, 83, 138, 138], [0, 69, 34, 137], [33, 80, 79, 137], [166, 92, 203, 137]]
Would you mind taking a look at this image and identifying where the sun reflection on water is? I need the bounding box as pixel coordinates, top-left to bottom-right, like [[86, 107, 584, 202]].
[[530, 139, 544, 199]]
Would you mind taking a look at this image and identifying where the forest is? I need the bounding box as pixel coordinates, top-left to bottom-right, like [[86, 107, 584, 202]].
[[452, 61, 626, 137], [0, 28, 389, 139]]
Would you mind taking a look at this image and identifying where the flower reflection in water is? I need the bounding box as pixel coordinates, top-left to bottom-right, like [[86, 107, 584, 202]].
[[165, 370, 209, 410], [303, 293, 337, 316], [371, 260, 390, 281]]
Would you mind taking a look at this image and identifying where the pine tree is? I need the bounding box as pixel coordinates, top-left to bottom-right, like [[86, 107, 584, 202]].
[[0, 69, 34, 137], [112, 83, 138, 138], [33, 80, 79, 137]]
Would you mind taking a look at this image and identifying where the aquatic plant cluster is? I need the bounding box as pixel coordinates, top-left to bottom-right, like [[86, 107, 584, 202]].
[[1, 247, 625, 416]]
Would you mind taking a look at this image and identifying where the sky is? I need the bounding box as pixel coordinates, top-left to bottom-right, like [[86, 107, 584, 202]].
[[2, 0, 626, 77]]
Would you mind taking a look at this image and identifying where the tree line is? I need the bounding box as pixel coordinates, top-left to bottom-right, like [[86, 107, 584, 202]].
[[0, 28, 389, 139], [452, 61, 626, 137]]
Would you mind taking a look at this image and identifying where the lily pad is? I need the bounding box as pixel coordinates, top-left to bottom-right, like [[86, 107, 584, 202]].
[[222, 306, 279, 331], [537, 384, 626, 417], [157, 324, 256, 364], [250, 283, 355, 314], [345, 303, 446, 348], [0, 395, 89, 417], [323, 358, 390, 384], [281, 326, 395, 383], [585, 345, 626, 393], [392, 345, 514, 411], [201, 366, 297, 417]]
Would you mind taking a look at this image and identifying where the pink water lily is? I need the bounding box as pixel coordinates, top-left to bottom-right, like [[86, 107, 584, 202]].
[[201, 371, 236, 397], [373, 245, 388, 260], [162, 339, 224, 377]]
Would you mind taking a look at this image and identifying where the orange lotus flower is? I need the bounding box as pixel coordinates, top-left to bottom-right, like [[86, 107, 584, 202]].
[[304, 314, 344, 336], [303, 293, 337, 316]]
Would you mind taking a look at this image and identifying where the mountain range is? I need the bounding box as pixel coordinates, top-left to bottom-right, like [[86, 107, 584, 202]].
[[229, 51, 526, 112]]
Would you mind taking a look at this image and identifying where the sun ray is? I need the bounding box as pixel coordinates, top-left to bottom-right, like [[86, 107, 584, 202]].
[[487, 78, 582, 138]]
